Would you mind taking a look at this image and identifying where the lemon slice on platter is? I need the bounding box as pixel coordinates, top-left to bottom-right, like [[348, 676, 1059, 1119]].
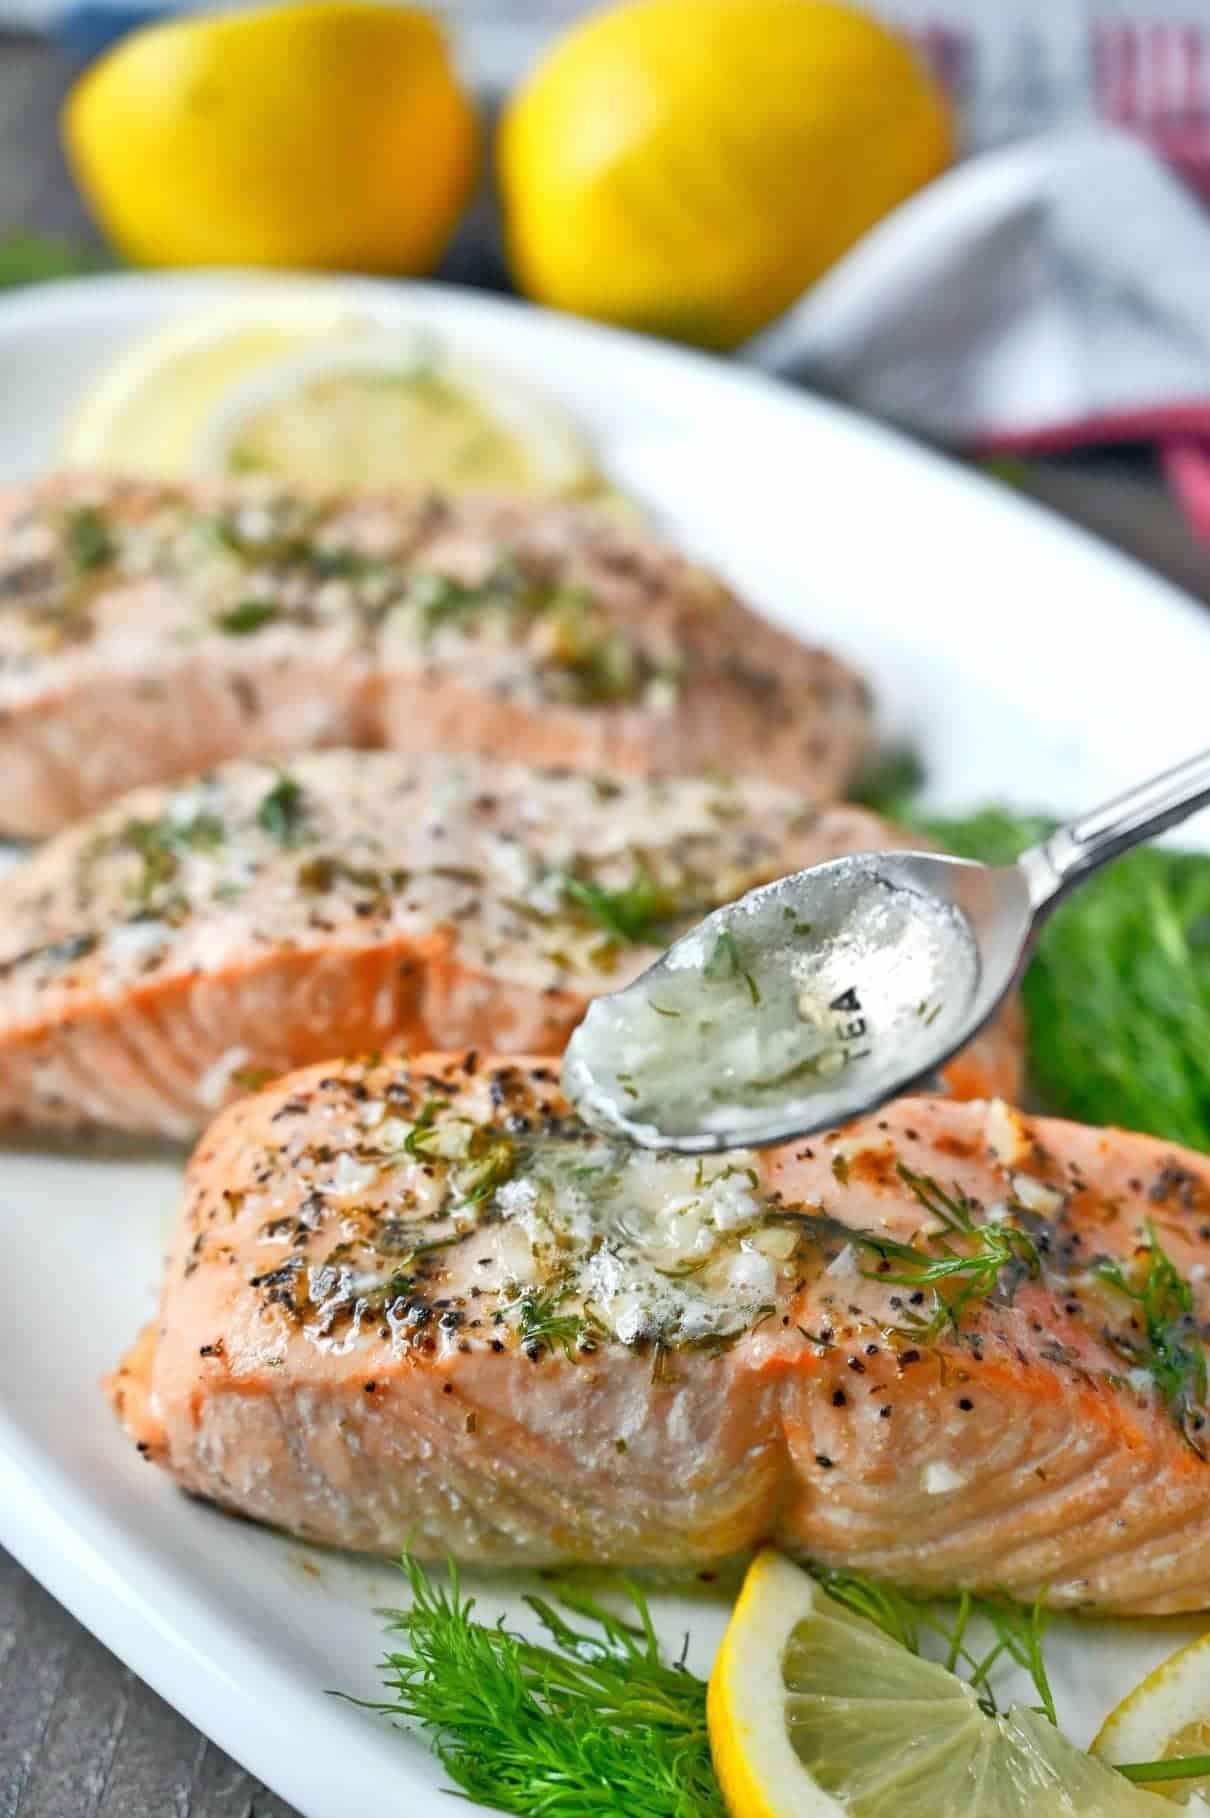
[[707, 1549, 1168, 1817], [1092, 1632, 1210, 1807], [60, 291, 372, 475], [60, 291, 602, 499], [192, 332, 601, 497]]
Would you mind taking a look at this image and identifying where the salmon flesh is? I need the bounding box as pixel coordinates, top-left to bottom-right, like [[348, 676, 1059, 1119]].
[[112, 1061, 1210, 1613], [0, 474, 872, 836], [0, 752, 1020, 1138]]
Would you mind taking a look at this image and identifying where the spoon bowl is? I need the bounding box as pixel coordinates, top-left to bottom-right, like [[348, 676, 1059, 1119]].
[[563, 748, 1210, 1151], [563, 850, 1035, 1151]]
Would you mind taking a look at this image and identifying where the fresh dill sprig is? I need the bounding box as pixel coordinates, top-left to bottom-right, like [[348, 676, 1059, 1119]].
[[505, 1283, 604, 1360], [850, 1165, 1040, 1338], [811, 1568, 1056, 1723], [1096, 1219, 1209, 1457], [368, 1554, 724, 1818]]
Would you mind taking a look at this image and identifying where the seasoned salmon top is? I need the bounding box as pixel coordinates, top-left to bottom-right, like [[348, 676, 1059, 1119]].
[[0, 474, 873, 834], [116, 1060, 1210, 1604], [0, 752, 877, 1018], [177, 1056, 1210, 1439]]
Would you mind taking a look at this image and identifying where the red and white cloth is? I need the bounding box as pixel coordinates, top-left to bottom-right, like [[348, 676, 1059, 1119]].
[[745, 122, 1210, 540]]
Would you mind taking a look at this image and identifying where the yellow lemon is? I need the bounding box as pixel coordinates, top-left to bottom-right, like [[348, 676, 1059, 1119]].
[[1092, 1629, 1210, 1804], [500, 0, 952, 350], [61, 1, 477, 273], [707, 1550, 1166, 1817]]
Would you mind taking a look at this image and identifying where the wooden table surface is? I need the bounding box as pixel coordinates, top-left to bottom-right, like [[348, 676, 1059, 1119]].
[[3, 25, 1210, 1818]]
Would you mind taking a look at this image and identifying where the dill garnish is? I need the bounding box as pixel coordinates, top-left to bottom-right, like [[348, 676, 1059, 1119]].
[[558, 865, 680, 945], [122, 809, 224, 903], [811, 1568, 1057, 1723], [63, 505, 114, 574], [506, 1284, 604, 1360], [703, 929, 761, 1005], [214, 597, 280, 636], [850, 1166, 1040, 1339], [1095, 1219, 1209, 1456], [256, 773, 306, 846], [366, 1555, 724, 1818]]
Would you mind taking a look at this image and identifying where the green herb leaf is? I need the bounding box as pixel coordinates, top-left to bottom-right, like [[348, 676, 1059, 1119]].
[[1096, 1219, 1209, 1456], [850, 1166, 1040, 1339], [362, 1554, 725, 1818], [122, 809, 224, 903], [559, 866, 681, 946], [812, 1568, 1056, 1724], [703, 929, 761, 1006], [64, 506, 114, 574], [214, 598, 280, 636], [256, 774, 306, 846]]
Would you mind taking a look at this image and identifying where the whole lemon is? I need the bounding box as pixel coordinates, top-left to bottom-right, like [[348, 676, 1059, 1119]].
[[500, 0, 952, 349], [62, 2, 478, 272]]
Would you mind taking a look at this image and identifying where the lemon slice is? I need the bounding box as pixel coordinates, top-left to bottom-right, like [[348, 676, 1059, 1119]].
[[60, 290, 377, 476], [707, 1550, 1167, 1817], [1092, 1632, 1210, 1806], [61, 288, 602, 499], [192, 333, 600, 497]]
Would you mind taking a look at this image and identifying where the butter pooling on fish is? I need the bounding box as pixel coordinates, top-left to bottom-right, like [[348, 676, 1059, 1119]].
[[0, 752, 1020, 1138], [0, 473, 872, 836], [113, 1062, 1210, 1613]]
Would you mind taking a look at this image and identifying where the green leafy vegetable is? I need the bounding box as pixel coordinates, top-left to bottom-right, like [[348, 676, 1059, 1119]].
[[850, 1166, 1040, 1339], [1096, 1219, 1209, 1456], [214, 598, 280, 636], [256, 774, 307, 846], [368, 1554, 724, 1817]]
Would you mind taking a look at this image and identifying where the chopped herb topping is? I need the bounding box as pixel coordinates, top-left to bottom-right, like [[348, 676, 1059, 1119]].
[[850, 1166, 1040, 1340], [1096, 1220, 1209, 1456], [558, 866, 681, 946], [507, 1284, 604, 1361], [256, 774, 307, 846], [704, 929, 761, 1006], [63, 505, 114, 575], [122, 809, 225, 903], [214, 598, 280, 636]]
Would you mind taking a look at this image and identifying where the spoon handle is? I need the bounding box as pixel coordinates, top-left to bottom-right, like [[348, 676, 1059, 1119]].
[[1021, 746, 1210, 908]]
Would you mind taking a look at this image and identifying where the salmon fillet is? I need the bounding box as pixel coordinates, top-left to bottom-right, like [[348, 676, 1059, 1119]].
[[111, 1062, 1210, 1613], [0, 751, 1020, 1139], [0, 473, 872, 836]]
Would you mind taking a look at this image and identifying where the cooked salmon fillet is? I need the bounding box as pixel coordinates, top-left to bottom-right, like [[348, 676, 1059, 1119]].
[[0, 473, 872, 836], [0, 751, 1020, 1139], [111, 1062, 1210, 1613]]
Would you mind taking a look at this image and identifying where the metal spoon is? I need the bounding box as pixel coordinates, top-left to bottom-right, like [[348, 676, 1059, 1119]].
[[562, 748, 1210, 1152]]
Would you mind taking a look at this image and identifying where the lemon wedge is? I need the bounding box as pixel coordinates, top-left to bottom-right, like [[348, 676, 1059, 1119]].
[[1092, 1631, 1210, 1807], [61, 291, 602, 498], [707, 1550, 1167, 1817]]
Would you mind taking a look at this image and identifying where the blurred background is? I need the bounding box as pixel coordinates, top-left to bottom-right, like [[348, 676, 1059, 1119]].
[[3, 0, 1210, 595]]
